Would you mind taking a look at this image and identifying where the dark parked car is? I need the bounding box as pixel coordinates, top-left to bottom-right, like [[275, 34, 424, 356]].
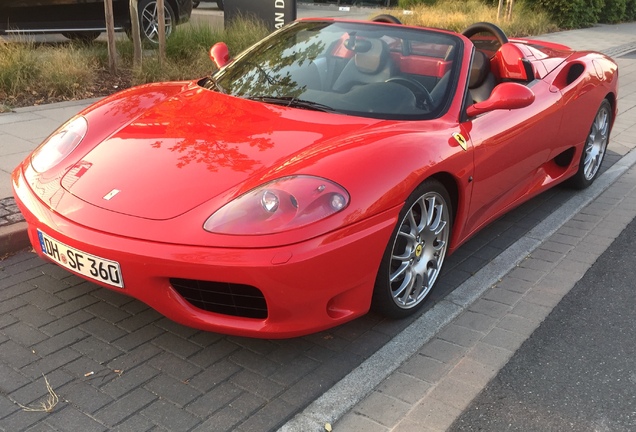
[[0, 0, 192, 43]]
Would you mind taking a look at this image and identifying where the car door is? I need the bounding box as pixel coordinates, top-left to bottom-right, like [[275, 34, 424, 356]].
[[460, 79, 563, 237]]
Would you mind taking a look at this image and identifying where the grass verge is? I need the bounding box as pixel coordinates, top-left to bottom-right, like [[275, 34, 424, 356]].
[[0, 16, 269, 108]]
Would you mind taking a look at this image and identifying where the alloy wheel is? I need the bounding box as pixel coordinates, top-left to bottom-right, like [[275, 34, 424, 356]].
[[389, 190, 450, 309], [583, 103, 610, 181], [140, 1, 173, 43]]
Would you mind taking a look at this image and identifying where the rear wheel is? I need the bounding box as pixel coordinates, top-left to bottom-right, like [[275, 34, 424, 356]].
[[373, 179, 452, 318], [569, 99, 612, 189]]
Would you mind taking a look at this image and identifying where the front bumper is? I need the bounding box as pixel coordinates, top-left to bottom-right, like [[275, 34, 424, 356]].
[[13, 168, 398, 338]]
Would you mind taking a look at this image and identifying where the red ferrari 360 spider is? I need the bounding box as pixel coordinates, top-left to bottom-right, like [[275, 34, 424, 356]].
[[13, 18, 618, 338]]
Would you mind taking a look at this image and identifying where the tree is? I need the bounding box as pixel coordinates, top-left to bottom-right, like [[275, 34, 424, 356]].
[[104, 0, 117, 73], [158, 0, 166, 65], [130, 0, 142, 68]]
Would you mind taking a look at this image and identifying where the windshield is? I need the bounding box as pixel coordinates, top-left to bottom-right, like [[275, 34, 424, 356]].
[[209, 20, 462, 120]]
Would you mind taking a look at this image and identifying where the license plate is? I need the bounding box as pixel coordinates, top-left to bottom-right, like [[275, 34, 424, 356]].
[[37, 230, 124, 288]]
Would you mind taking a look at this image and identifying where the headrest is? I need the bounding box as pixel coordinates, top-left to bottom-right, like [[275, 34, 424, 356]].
[[469, 50, 491, 89], [354, 39, 387, 74]]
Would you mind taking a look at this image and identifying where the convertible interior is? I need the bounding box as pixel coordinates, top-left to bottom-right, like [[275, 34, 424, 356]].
[[210, 20, 547, 120], [286, 22, 539, 117]]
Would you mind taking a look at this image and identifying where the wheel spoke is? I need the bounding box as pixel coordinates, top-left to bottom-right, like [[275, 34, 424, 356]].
[[407, 209, 418, 236], [390, 261, 409, 283], [142, 9, 154, 22], [393, 271, 415, 305]]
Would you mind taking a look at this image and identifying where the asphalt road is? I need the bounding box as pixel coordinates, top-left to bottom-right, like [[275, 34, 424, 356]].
[[449, 216, 636, 432]]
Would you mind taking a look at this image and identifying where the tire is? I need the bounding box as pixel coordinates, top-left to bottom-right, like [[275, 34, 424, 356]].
[[193, 1, 200, 8], [138, 0, 176, 44], [62, 31, 100, 42], [373, 179, 452, 318], [217, 0, 224, 11], [568, 99, 612, 189], [370, 14, 402, 24]]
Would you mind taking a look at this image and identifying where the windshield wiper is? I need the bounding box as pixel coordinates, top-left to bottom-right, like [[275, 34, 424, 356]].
[[247, 96, 335, 113], [201, 77, 225, 94]]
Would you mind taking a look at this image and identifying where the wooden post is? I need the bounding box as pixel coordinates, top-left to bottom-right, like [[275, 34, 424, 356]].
[[157, 0, 166, 65], [130, 0, 142, 69], [104, 0, 117, 73], [507, 0, 514, 21], [497, 0, 503, 21]]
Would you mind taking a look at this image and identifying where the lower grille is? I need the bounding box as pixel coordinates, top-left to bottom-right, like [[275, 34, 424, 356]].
[[170, 278, 268, 319]]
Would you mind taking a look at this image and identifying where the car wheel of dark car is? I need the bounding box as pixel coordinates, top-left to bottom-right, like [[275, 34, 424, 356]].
[[62, 31, 101, 42], [217, 0, 224, 11], [138, 0, 175, 44], [569, 99, 612, 189], [193, 1, 200, 8], [373, 178, 452, 318]]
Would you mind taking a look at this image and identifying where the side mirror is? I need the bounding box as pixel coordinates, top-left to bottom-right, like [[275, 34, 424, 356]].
[[209, 42, 230, 69], [466, 82, 535, 117]]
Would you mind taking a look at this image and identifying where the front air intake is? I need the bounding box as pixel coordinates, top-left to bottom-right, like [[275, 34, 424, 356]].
[[170, 278, 268, 319]]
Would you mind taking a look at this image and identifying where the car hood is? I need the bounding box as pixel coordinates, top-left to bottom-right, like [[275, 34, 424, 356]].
[[62, 87, 380, 220]]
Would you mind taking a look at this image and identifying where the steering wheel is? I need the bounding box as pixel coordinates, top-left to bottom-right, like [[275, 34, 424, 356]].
[[386, 77, 434, 110], [461, 22, 509, 50]]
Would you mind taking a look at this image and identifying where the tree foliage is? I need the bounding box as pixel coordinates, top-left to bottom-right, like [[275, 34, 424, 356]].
[[624, 0, 636, 20], [525, 0, 635, 27], [600, 0, 627, 23], [524, 0, 602, 28]]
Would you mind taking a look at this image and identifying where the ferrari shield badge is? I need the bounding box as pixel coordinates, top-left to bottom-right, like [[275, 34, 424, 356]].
[[453, 133, 468, 151]]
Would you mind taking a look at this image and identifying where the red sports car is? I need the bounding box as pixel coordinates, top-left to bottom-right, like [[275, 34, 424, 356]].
[[12, 18, 618, 338]]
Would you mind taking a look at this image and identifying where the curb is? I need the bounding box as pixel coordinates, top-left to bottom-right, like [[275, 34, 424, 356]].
[[0, 221, 30, 257]]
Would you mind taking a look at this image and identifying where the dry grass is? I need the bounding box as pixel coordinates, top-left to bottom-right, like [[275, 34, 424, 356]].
[[17, 375, 59, 413], [38, 47, 96, 98], [384, 0, 557, 37], [0, 39, 98, 105]]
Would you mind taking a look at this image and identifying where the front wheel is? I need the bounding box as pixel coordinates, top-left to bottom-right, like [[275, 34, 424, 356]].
[[568, 99, 612, 189], [138, 0, 176, 44], [217, 0, 224, 10], [373, 179, 452, 318]]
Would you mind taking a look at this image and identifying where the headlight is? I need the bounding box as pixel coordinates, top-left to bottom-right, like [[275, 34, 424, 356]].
[[30, 116, 88, 173], [204, 175, 350, 235]]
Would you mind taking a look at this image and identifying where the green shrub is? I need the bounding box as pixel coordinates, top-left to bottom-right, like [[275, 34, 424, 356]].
[[624, 0, 636, 20], [526, 0, 604, 28], [599, 0, 627, 22]]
